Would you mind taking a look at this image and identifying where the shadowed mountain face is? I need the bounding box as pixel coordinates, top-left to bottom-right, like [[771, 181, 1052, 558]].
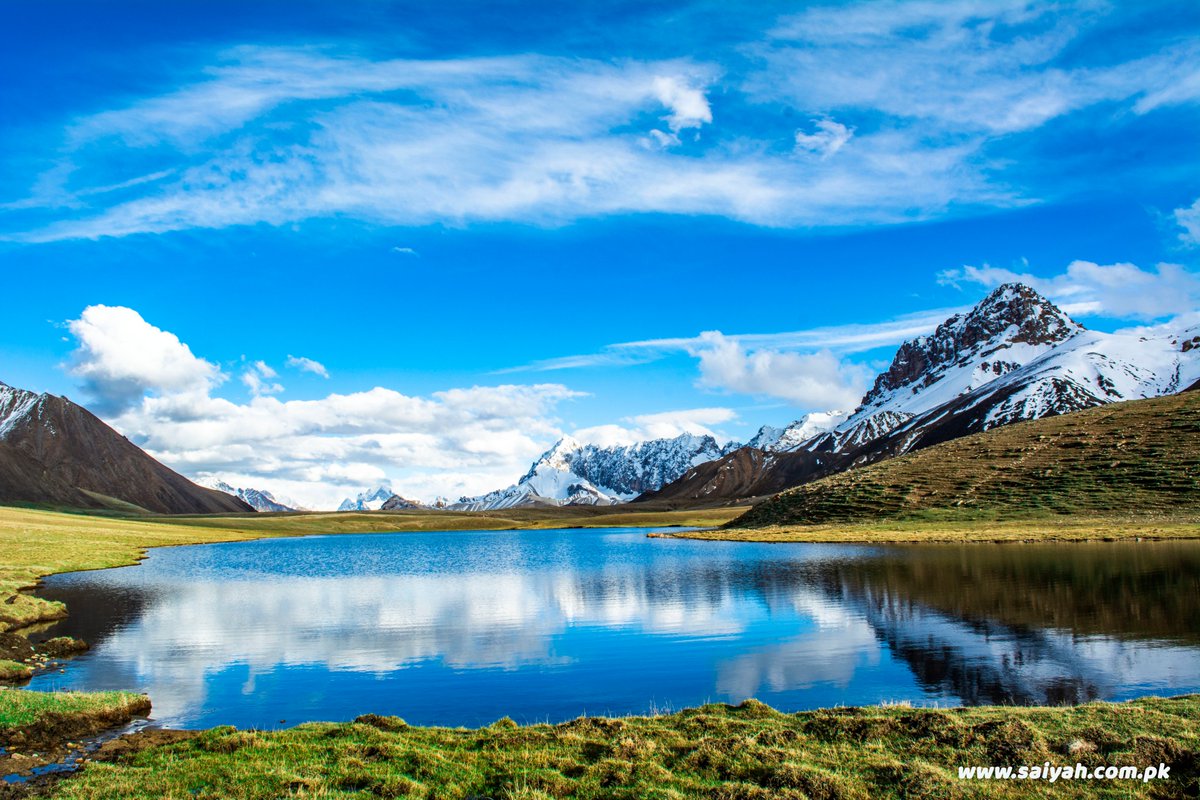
[[0, 381, 252, 514], [643, 284, 1200, 507]]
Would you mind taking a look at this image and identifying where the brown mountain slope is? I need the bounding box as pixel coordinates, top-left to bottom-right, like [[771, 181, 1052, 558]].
[[729, 391, 1200, 528], [0, 382, 252, 514]]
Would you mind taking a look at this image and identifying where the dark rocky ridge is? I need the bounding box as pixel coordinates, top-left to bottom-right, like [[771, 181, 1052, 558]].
[[0, 382, 253, 514]]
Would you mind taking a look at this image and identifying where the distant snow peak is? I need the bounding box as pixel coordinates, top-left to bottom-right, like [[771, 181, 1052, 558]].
[[337, 485, 395, 512], [454, 431, 736, 511], [748, 410, 849, 452], [198, 478, 298, 512]]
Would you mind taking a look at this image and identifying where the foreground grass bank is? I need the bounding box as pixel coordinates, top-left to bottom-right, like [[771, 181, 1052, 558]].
[[33, 695, 1199, 800], [0, 689, 148, 738], [0, 504, 743, 632]]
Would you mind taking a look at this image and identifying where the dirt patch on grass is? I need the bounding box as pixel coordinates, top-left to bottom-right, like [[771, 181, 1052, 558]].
[[92, 728, 198, 762], [1, 696, 151, 752]]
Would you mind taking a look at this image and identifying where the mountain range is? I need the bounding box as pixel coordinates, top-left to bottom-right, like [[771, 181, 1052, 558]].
[[4, 283, 1194, 516], [0, 382, 253, 514], [450, 433, 738, 510], [642, 283, 1200, 505]]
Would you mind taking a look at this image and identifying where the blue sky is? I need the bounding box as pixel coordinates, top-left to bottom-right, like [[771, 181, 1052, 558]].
[[1, 0, 1199, 507]]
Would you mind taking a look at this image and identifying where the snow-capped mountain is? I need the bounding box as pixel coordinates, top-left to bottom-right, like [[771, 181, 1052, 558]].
[[337, 485, 395, 512], [747, 410, 849, 452], [812, 283, 1200, 456], [645, 284, 1200, 504], [453, 433, 738, 511], [200, 479, 298, 512]]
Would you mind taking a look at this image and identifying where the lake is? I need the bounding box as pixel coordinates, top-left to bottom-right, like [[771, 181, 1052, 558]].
[[26, 528, 1200, 730]]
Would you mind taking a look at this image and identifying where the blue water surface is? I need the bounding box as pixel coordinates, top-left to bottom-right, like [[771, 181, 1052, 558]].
[[26, 529, 1200, 729]]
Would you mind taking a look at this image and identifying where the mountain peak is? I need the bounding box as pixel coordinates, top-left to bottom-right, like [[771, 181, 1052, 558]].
[[968, 283, 1080, 344], [860, 283, 1081, 410], [337, 485, 395, 512]]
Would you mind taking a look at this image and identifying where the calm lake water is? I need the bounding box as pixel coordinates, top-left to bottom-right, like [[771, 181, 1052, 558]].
[[26, 528, 1200, 730]]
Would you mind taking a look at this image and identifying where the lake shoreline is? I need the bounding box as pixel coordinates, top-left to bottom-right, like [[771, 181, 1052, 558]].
[[654, 514, 1200, 544]]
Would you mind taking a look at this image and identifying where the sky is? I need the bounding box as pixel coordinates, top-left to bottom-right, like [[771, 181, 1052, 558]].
[[1, 0, 1198, 508]]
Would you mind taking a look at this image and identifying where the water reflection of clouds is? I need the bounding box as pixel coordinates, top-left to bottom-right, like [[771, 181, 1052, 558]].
[[32, 537, 1200, 728], [717, 611, 882, 701], [70, 568, 769, 721]]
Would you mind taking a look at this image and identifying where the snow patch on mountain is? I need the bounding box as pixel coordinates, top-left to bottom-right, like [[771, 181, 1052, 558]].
[[0, 383, 45, 440]]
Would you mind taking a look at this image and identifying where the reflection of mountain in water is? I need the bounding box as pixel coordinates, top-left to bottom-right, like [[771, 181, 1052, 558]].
[[31, 536, 1200, 726], [783, 542, 1200, 705]]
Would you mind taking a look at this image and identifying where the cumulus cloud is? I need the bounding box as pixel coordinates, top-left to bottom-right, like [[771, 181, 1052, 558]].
[[1175, 197, 1200, 247], [938, 260, 1200, 320], [794, 118, 853, 158], [66, 305, 223, 414], [688, 332, 871, 409], [650, 75, 713, 131], [65, 306, 583, 508], [242, 360, 283, 396], [574, 407, 738, 447], [286, 355, 329, 378]]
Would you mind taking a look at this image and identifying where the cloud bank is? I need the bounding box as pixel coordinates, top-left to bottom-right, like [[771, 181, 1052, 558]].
[[65, 305, 591, 507]]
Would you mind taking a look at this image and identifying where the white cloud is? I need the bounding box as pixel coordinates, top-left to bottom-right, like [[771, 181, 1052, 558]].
[[391, 246, 419, 256], [1175, 197, 1200, 247], [286, 354, 329, 378], [242, 360, 283, 396], [503, 307, 956, 374], [65, 306, 583, 508], [758, 0, 1198, 135], [66, 305, 223, 413], [794, 118, 853, 158], [650, 75, 713, 131], [688, 331, 872, 409], [938, 260, 1200, 320], [574, 407, 738, 447]]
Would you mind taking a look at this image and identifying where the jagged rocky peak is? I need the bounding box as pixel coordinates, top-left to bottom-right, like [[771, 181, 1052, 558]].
[[861, 283, 1081, 408]]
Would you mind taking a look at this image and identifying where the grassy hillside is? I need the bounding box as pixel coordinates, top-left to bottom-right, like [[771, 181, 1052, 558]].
[[0, 505, 743, 631], [732, 392, 1200, 530]]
